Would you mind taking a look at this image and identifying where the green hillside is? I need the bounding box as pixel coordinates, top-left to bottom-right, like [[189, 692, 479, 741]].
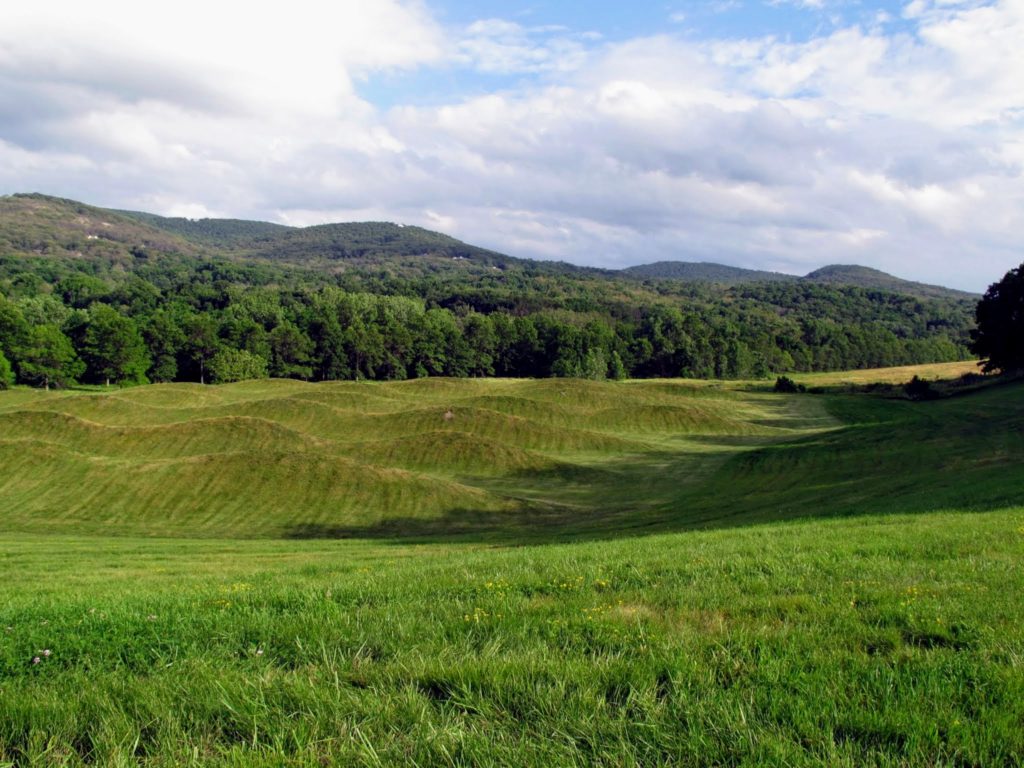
[[0, 370, 1018, 539], [0, 194, 978, 389], [1, 368, 1022, 765], [623, 259, 978, 302], [621, 260, 797, 284], [118, 206, 529, 269], [805, 264, 979, 301]]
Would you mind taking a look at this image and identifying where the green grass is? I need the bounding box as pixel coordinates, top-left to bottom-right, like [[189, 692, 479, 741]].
[[0, 364, 1022, 765], [0, 376, 835, 538], [1, 511, 1022, 766]]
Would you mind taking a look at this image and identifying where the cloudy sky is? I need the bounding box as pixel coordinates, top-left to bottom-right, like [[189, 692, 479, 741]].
[[1, 1, 1021, 290]]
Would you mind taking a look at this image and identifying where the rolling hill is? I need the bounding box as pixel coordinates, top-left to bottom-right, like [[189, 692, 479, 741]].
[[623, 259, 978, 301], [1, 194, 976, 300], [0, 362, 1014, 539], [804, 264, 979, 301], [1, 193, 534, 273], [621, 260, 796, 284]]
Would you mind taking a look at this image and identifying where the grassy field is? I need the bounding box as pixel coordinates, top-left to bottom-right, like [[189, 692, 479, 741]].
[[0, 364, 1022, 765], [785, 360, 981, 387], [0, 376, 837, 539]]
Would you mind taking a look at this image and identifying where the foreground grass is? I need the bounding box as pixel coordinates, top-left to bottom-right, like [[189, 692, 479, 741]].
[[2, 510, 1022, 766]]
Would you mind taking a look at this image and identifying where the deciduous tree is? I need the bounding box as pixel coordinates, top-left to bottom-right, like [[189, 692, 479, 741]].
[[971, 263, 1024, 373]]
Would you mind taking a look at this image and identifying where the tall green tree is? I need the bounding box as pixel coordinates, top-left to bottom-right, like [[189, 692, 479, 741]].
[[182, 315, 220, 384], [972, 262, 1024, 373], [0, 348, 13, 389], [19, 325, 84, 390], [268, 321, 314, 379], [82, 304, 150, 385], [141, 311, 185, 383], [0, 296, 30, 369]]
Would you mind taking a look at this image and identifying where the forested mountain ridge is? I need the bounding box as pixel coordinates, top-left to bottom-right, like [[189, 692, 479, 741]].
[[803, 264, 978, 301], [117, 208, 535, 270], [621, 261, 795, 284], [624, 260, 977, 302], [0, 192, 978, 388], [4, 193, 974, 296]]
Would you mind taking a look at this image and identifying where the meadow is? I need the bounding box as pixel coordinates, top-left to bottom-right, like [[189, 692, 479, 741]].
[[0, 364, 1022, 765]]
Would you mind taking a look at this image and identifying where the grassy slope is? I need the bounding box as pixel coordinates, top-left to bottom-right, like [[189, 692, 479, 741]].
[[0, 364, 1022, 765], [0, 377, 833, 538], [0, 364, 1017, 540]]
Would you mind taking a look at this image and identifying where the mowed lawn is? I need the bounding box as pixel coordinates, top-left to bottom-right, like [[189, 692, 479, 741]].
[[2, 511, 1022, 766], [0, 365, 1022, 765]]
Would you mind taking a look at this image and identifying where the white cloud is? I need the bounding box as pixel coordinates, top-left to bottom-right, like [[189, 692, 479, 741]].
[[0, 0, 1021, 291], [456, 19, 590, 74]]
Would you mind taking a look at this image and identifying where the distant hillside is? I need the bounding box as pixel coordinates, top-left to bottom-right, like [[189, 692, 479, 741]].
[[804, 265, 979, 301], [115, 211, 291, 247], [0, 193, 202, 267], [0, 192, 981, 387], [3, 194, 541, 275], [118, 207, 520, 266], [621, 261, 797, 284], [622, 259, 977, 301], [4, 195, 978, 299]]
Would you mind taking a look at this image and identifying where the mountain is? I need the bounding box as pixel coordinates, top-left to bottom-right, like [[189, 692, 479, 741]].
[[2, 193, 976, 300], [803, 265, 979, 301], [0, 193, 202, 265], [118, 208, 524, 268], [1, 193, 553, 276], [0, 193, 980, 386], [622, 259, 978, 301], [621, 261, 797, 284]]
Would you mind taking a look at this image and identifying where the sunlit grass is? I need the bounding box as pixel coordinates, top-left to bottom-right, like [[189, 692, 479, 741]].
[[1, 509, 1022, 765], [0, 363, 1021, 765]]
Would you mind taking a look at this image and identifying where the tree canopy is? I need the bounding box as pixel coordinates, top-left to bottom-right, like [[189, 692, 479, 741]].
[[971, 262, 1024, 374]]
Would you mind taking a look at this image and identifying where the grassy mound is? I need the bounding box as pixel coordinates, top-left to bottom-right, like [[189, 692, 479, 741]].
[[347, 431, 563, 475], [0, 442, 504, 537], [1, 364, 1022, 766], [0, 411, 319, 459], [0, 365, 1019, 539]]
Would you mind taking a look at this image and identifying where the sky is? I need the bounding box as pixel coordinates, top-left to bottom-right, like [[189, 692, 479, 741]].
[[0, 1, 1021, 291]]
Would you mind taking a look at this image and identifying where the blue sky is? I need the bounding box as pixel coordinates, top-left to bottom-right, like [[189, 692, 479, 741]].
[[0, 1, 1020, 291], [361, 1, 914, 107]]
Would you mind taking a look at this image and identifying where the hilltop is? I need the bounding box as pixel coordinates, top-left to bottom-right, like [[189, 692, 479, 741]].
[[1, 193, 537, 274], [2, 194, 977, 301], [621, 260, 796, 284], [804, 264, 979, 301], [623, 259, 977, 302], [117, 207, 532, 271]]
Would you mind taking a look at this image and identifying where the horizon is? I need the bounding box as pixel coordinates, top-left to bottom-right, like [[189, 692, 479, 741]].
[[1, 2, 1021, 292]]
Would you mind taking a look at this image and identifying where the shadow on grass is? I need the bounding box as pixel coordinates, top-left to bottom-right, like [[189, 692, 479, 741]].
[[283, 379, 1024, 545]]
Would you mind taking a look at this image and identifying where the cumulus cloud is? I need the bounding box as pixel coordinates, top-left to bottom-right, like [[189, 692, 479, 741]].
[[0, 0, 1021, 290]]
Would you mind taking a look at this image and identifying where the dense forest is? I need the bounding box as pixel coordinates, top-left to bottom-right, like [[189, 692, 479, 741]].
[[0, 194, 977, 388]]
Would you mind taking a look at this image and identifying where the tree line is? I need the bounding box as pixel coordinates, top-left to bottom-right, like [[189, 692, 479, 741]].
[[0, 254, 976, 389]]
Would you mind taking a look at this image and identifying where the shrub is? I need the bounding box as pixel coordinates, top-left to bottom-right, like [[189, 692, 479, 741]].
[[208, 348, 269, 384], [774, 375, 805, 393], [904, 375, 937, 401]]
